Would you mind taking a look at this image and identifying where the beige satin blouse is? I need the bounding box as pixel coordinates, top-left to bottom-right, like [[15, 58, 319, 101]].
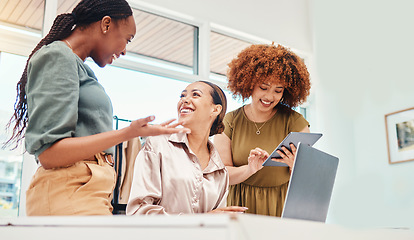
[[126, 133, 229, 215]]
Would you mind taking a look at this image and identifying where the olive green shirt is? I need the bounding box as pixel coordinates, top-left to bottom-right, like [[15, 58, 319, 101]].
[[25, 41, 114, 158], [223, 105, 309, 187], [223, 105, 309, 216]]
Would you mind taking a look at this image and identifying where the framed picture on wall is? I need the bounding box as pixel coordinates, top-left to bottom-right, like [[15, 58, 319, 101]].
[[385, 107, 414, 164]]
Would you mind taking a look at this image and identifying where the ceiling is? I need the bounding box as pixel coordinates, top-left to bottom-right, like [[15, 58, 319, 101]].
[[0, 0, 251, 75]]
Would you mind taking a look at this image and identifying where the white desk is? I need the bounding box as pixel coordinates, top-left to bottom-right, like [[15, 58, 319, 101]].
[[1, 214, 413, 240]]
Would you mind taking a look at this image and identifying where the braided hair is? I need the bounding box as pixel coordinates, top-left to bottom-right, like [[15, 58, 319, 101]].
[[4, 0, 133, 149], [198, 81, 227, 136]]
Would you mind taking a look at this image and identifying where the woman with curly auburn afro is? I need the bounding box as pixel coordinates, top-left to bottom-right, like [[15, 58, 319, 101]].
[[214, 44, 312, 216]]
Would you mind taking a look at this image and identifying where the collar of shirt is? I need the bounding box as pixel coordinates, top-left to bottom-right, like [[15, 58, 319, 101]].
[[167, 133, 226, 174]]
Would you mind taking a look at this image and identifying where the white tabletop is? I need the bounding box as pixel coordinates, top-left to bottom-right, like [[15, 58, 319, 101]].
[[1, 214, 413, 240]]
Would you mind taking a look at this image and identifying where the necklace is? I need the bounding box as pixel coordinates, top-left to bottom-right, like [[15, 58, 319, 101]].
[[252, 120, 268, 135], [249, 106, 275, 135], [64, 40, 73, 49]]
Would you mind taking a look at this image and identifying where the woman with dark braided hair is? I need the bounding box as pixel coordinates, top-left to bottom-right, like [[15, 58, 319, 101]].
[[214, 44, 311, 216], [6, 0, 189, 215], [127, 81, 246, 215]]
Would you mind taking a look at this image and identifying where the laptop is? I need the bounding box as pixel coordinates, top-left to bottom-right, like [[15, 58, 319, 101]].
[[281, 143, 339, 222]]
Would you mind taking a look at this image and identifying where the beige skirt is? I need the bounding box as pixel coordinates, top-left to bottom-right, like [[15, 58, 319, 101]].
[[26, 153, 116, 216]]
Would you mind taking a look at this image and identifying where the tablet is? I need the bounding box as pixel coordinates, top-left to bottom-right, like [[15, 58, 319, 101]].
[[262, 132, 323, 167]]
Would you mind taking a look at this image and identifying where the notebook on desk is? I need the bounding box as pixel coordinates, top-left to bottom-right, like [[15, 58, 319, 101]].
[[281, 143, 339, 222]]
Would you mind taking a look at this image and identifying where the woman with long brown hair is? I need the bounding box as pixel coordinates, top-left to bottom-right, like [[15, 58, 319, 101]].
[[127, 81, 246, 215]]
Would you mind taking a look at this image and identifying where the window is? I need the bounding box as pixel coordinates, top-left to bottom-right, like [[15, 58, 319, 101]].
[[128, 9, 198, 74], [88, 63, 189, 126], [87, 61, 244, 128], [57, 0, 79, 14], [0, 52, 25, 217], [210, 31, 252, 76], [56, 1, 199, 75], [0, 0, 45, 31]]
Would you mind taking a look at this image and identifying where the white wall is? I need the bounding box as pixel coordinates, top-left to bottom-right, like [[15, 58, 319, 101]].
[[311, 0, 414, 229]]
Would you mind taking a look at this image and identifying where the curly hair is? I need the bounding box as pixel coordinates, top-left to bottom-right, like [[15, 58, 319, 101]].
[[226, 44, 311, 109], [4, 0, 133, 149]]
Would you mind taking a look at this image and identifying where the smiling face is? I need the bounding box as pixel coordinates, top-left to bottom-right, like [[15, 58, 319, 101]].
[[251, 81, 285, 113], [92, 16, 136, 67], [177, 82, 221, 132]]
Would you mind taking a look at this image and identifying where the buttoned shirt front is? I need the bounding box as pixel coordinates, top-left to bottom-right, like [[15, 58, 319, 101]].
[[126, 133, 229, 215]]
